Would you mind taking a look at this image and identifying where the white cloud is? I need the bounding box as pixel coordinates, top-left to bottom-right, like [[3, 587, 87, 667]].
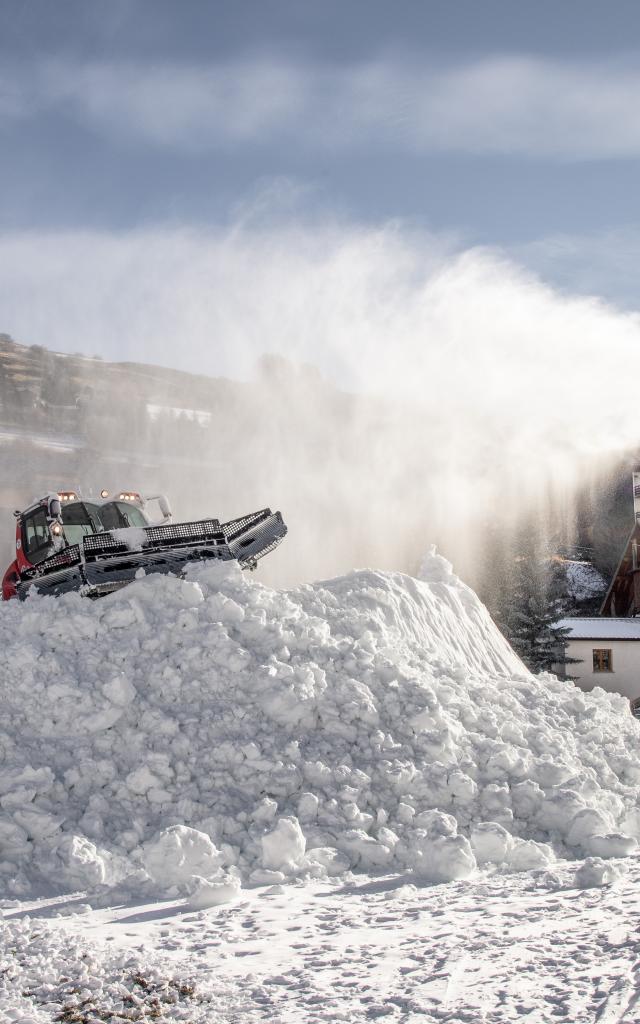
[[45, 59, 307, 149], [3, 53, 640, 158], [398, 56, 640, 159]]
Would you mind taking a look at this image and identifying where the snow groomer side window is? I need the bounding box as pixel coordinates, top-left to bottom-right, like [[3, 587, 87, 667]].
[[592, 649, 612, 672], [22, 507, 52, 564]]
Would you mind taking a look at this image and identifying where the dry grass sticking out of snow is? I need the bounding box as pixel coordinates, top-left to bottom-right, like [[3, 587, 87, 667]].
[[4, 858, 640, 1023]]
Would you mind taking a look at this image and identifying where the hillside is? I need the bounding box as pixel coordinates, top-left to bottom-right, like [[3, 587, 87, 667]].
[[0, 331, 244, 516]]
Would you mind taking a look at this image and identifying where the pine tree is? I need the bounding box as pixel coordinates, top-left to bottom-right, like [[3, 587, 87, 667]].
[[496, 523, 579, 675]]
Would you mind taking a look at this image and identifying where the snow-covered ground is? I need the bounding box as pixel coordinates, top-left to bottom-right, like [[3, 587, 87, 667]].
[[2, 553, 640, 1021], [3, 861, 640, 1022]]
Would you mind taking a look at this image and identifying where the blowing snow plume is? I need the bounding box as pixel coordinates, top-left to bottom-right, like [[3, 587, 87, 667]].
[[0, 219, 639, 585]]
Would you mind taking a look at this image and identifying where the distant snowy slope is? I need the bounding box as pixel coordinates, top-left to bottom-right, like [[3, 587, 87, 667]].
[[564, 558, 607, 605], [0, 554, 639, 903]]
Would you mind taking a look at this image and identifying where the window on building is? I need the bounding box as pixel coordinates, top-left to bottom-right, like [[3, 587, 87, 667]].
[[592, 648, 613, 672]]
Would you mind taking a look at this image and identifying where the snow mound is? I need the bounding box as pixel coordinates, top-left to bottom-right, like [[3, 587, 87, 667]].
[[1, 554, 640, 899], [574, 856, 627, 888]]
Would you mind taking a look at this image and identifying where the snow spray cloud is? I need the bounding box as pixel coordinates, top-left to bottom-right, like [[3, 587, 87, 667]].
[[0, 220, 638, 585]]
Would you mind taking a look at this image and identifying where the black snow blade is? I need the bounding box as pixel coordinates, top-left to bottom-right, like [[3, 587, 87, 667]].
[[16, 544, 85, 600], [222, 509, 288, 565]]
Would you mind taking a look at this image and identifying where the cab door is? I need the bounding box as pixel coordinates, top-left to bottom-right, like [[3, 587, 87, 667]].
[[21, 506, 54, 566]]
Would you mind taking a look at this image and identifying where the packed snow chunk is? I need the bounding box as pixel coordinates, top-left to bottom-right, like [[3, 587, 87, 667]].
[[470, 821, 513, 864], [306, 847, 351, 876], [249, 868, 286, 885], [0, 765, 55, 797], [204, 591, 245, 626], [565, 809, 616, 850], [507, 839, 554, 871], [585, 833, 638, 858], [0, 817, 30, 860], [141, 825, 224, 891], [187, 871, 241, 909], [574, 857, 628, 888], [39, 835, 111, 889], [261, 817, 307, 874], [400, 814, 476, 881], [418, 547, 455, 583], [297, 792, 319, 821], [338, 829, 397, 870], [126, 766, 163, 796], [101, 674, 136, 707], [407, 832, 476, 882], [621, 808, 640, 838], [252, 797, 278, 823], [12, 808, 62, 841]]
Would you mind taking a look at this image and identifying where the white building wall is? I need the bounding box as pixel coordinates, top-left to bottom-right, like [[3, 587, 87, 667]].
[[561, 639, 640, 700]]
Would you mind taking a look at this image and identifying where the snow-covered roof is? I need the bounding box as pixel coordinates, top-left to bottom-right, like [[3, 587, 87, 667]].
[[558, 617, 640, 640]]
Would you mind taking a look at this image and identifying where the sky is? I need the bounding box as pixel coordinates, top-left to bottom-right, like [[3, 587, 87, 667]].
[[1, 0, 640, 370]]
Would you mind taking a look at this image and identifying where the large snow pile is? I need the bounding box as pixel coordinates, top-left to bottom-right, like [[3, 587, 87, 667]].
[[1, 553, 639, 903]]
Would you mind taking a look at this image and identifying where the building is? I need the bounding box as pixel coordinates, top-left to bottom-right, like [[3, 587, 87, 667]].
[[554, 473, 640, 707], [555, 617, 640, 703], [600, 471, 640, 617], [599, 529, 640, 617]]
